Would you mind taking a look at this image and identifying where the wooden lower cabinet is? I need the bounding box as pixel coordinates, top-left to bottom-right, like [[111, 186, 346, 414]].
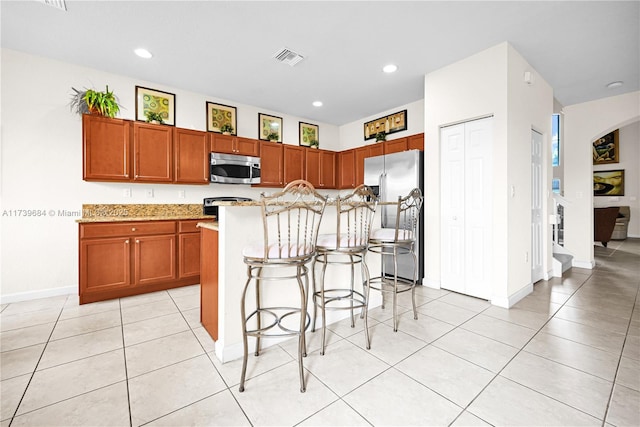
[[79, 219, 212, 304]]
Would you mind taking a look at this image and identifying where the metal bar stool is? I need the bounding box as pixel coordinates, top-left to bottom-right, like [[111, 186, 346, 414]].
[[311, 185, 378, 355], [368, 188, 423, 332], [239, 180, 327, 393]]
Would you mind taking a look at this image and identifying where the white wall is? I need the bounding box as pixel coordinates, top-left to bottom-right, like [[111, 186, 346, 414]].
[[562, 91, 640, 267], [0, 48, 340, 301], [339, 100, 424, 150], [424, 42, 554, 306]]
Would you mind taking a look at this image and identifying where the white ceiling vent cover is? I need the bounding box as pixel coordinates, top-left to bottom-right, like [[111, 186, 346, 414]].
[[39, 0, 67, 11], [273, 48, 304, 67]]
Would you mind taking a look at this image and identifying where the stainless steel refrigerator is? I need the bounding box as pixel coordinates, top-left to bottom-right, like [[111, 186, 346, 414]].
[[364, 149, 424, 283]]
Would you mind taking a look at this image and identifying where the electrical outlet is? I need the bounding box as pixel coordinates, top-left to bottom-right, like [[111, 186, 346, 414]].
[[146, 189, 154, 198], [178, 190, 185, 199], [123, 188, 131, 198]]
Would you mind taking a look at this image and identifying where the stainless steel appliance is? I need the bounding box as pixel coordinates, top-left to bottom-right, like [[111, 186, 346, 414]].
[[210, 152, 261, 184], [364, 149, 424, 283], [203, 196, 254, 216]]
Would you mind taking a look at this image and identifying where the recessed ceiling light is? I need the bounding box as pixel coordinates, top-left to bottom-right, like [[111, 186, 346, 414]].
[[134, 48, 153, 59], [606, 81, 623, 89], [312, 101, 323, 107], [382, 64, 398, 73]]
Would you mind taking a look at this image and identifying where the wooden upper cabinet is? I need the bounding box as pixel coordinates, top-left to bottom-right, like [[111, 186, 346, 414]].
[[408, 133, 424, 151], [355, 147, 369, 187], [338, 149, 356, 189], [305, 149, 321, 187], [133, 122, 173, 182], [236, 137, 260, 157], [257, 141, 283, 187], [320, 150, 336, 188], [370, 143, 384, 157], [384, 137, 408, 155], [174, 128, 209, 184], [210, 134, 260, 157], [283, 145, 305, 185], [83, 114, 131, 181]]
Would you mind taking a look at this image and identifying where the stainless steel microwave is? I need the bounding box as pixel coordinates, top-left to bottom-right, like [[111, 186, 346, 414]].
[[210, 152, 261, 184]]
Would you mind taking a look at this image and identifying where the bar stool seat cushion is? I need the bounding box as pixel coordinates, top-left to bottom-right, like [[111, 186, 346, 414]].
[[242, 243, 314, 259], [316, 233, 367, 250], [370, 228, 414, 242]]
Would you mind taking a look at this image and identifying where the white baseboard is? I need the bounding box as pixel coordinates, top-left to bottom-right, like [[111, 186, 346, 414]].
[[491, 283, 533, 308], [0, 286, 75, 305], [544, 269, 554, 280], [572, 259, 595, 269], [423, 278, 441, 289]]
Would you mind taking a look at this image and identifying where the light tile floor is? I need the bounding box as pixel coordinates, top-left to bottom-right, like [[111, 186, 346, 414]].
[[1, 239, 639, 426]]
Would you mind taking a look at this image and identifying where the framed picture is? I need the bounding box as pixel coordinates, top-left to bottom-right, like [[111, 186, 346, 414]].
[[258, 113, 283, 142], [364, 109, 407, 141], [206, 102, 237, 134], [593, 129, 619, 164], [299, 122, 319, 148], [135, 86, 176, 126], [593, 169, 624, 196]]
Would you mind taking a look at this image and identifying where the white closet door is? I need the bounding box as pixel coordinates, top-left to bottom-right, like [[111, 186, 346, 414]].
[[440, 117, 492, 298], [531, 129, 544, 283], [441, 124, 466, 293]]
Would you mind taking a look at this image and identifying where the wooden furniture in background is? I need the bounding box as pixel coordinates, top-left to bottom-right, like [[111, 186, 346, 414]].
[[594, 207, 619, 247]]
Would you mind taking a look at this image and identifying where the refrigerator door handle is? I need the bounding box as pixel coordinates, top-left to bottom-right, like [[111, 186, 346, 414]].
[[380, 172, 387, 226]]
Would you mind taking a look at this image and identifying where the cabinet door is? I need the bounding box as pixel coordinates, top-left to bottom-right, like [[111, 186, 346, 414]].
[[338, 149, 356, 189], [174, 128, 209, 184], [83, 115, 131, 181], [320, 150, 336, 188], [283, 145, 305, 185], [210, 134, 235, 154], [355, 146, 369, 187], [305, 149, 320, 187], [369, 143, 384, 157], [408, 133, 424, 151], [134, 234, 176, 285], [178, 232, 201, 279], [236, 137, 260, 157], [80, 237, 131, 293], [134, 123, 173, 182], [384, 137, 408, 154], [257, 141, 283, 187]]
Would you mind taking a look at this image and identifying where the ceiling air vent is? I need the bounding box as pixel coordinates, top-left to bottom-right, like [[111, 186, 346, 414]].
[[273, 47, 304, 67], [39, 0, 67, 11]]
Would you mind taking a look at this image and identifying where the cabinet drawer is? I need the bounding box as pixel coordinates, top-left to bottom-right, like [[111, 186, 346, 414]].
[[178, 219, 213, 233], [80, 221, 176, 238]]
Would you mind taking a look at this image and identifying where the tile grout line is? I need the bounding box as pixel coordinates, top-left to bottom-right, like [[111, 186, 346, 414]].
[[6, 295, 69, 426], [118, 298, 134, 427]]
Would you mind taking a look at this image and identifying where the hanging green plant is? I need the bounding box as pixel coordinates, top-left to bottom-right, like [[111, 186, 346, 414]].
[[69, 85, 121, 118]]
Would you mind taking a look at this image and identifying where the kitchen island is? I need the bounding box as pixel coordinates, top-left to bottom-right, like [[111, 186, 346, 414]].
[[199, 201, 382, 363]]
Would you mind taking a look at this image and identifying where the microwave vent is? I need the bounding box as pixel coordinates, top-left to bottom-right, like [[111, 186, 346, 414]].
[[273, 47, 304, 67]]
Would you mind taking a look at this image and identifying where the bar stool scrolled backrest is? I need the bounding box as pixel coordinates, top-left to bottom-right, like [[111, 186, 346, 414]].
[[243, 180, 328, 263], [328, 184, 378, 252], [392, 187, 423, 243]]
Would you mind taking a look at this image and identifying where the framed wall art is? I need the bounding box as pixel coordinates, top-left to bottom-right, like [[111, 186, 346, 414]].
[[258, 113, 283, 142], [593, 169, 624, 196], [299, 122, 319, 148], [135, 86, 176, 126], [592, 129, 619, 165], [206, 102, 237, 134], [364, 109, 407, 141]]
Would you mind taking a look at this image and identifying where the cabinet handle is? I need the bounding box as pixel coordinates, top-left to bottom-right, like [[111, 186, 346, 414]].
[[135, 239, 140, 244], [131, 227, 136, 231], [125, 239, 129, 244]]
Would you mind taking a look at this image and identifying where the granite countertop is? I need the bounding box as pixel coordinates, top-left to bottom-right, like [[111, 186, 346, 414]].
[[208, 200, 398, 207], [76, 204, 214, 223], [197, 222, 219, 231]]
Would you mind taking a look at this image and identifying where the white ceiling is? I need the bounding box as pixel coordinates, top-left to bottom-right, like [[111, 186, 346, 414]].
[[1, 1, 638, 125]]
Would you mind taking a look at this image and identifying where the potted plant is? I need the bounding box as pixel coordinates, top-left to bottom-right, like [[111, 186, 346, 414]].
[[69, 85, 121, 118], [267, 132, 279, 142], [145, 111, 165, 124], [220, 123, 234, 135], [309, 139, 319, 149], [375, 132, 386, 142]]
